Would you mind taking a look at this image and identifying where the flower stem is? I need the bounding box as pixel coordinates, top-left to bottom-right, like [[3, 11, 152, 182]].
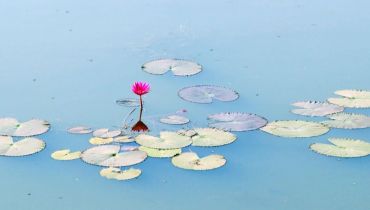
[[139, 95, 143, 121]]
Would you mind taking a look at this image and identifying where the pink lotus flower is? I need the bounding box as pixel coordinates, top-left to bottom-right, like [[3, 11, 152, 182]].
[[132, 82, 150, 96]]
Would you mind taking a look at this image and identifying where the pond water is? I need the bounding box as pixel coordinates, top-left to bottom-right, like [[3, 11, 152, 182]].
[[1, 0, 370, 210]]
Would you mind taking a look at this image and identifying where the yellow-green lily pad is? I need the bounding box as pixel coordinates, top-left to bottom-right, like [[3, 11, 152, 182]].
[[172, 152, 226, 171], [260, 120, 330, 138], [51, 149, 81, 160], [100, 167, 141, 181]]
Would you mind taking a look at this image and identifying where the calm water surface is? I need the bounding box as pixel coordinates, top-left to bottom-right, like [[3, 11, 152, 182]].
[[1, 0, 370, 210]]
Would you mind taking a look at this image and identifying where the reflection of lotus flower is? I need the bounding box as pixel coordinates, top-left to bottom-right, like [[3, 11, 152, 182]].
[[131, 81, 150, 132], [132, 82, 150, 96]]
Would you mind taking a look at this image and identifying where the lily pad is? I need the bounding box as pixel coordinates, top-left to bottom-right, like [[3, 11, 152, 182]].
[[114, 136, 135, 143], [171, 152, 226, 171], [260, 120, 330, 138], [67, 126, 92, 134], [100, 167, 141, 181], [142, 59, 202, 76], [135, 132, 192, 149], [291, 101, 344, 117], [51, 149, 81, 160], [81, 145, 147, 167], [310, 138, 370, 158], [334, 89, 370, 99], [191, 128, 237, 147], [0, 118, 50, 137], [89, 137, 114, 145], [322, 113, 370, 129], [93, 129, 121, 138], [178, 85, 239, 104], [327, 98, 370, 108], [160, 115, 190, 125], [116, 98, 140, 107], [0, 136, 45, 156], [208, 112, 267, 131], [139, 146, 181, 158]]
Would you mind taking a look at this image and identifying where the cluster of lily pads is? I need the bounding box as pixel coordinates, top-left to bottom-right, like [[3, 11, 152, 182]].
[[1, 58, 370, 182]]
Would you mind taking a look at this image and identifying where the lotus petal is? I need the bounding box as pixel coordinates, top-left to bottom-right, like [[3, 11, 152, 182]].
[[260, 120, 329, 138], [135, 131, 192, 149], [81, 145, 147, 167], [139, 146, 181, 158], [171, 152, 226, 170], [191, 128, 236, 147], [291, 101, 344, 117], [0, 118, 50, 137], [142, 59, 202, 76], [67, 126, 92, 134], [89, 137, 114, 145], [100, 168, 141, 181], [160, 115, 190, 125], [322, 113, 370, 129], [93, 128, 121, 138], [116, 98, 140, 107], [0, 136, 45, 156], [310, 138, 370, 157], [208, 112, 267, 131], [178, 85, 239, 104], [51, 149, 81, 160]]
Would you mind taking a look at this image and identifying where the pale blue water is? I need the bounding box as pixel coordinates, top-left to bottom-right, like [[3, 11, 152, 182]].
[[1, 0, 370, 210]]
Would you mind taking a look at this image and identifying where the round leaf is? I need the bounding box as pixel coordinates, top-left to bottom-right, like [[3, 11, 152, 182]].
[[191, 128, 237, 147], [142, 59, 202, 76], [100, 168, 141, 181], [291, 101, 344, 117], [135, 132, 192, 149], [160, 115, 190, 125], [0, 136, 45, 157], [178, 85, 239, 104], [51, 149, 81, 160], [260, 120, 330, 138], [322, 113, 370, 129], [139, 146, 181, 158], [171, 152, 226, 170], [208, 112, 267, 131]]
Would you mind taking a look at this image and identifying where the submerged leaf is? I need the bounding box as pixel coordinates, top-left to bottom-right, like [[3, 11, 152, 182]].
[[135, 132, 192, 149], [81, 145, 147, 167], [51, 149, 81, 160], [0, 118, 50, 137], [260, 120, 330, 138], [93, 129, 121, 138], [0, 136, 45, 156], [100, 167, 141, 181], [190, 128, 237, 147], [116, 98, 140, 107], [322, 113, 370, 129], [208, 112, 267, 131], [178, 85, 239, 104], [291, 101, 344, 117], [139, 146, 181, 158], [160, 115, 190, 125], [171, 152, 226, 171], [310, 138, 370, 158], [142, 59, 202, 76], [67, 126, 92, 134]]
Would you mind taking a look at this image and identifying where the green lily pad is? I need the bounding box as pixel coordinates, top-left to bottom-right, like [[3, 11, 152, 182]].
[[142, 59, 202, 76], [81, 145, 147, 167], [327, 98, 370, 108], [0, 118, 50, 137], [310, 138, 370, 157], [139, 146, 181, 158], [334, 89, 370, 99], [160, 115, 190, 125], [51, 149, 81, 160], [67, 126, 92, 134], [100, 167, 141, 181], [171, 152, 226, 171], [178, 85, 239, 104], [190, 128, 237, 147], [93, 128, 121, 138], [0, 136, 45, 156], [114, 136, 135, 143], [322, 113, 370, 129], [291, 101, 344, 117], [260, 120, 330, 138], [89, 137, 114, 145], [135, 132, 192, 149]]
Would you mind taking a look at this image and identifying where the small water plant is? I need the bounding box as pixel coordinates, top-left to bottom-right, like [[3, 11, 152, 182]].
[[131, 81, 150, 132]]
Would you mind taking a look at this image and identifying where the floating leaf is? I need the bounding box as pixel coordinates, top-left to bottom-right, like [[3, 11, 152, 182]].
[[135, 132, 192, 149], [260, 120, 329, 138], [208, 112, 267, 131], [190, 128, 237, 147], [51, 149, 81, 160], [89, 137, 113, 145], [81, 145, 147, 167], [291, 101, 344, 117], [334, 89, 370, 99], [139, 146, 181, 158], [116, 98, 140, 107], [114, 136, 135, 143], [142, 59, 202, 76], [177, 129, 197, 137], [160, 115, 190, 125], [178, 85, 239, 104], [327, 98, 370, 108], [171, 152, 226, 171], [310, 138, 370, 158], [322, 113, 370, 129], [0, 118, 50, 137], [121, 145, 139, 151], [67, 126, 92, 134], [100, 167, 141, 181], [93, 129, 121, 138], [0, 136, 45, 156]]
